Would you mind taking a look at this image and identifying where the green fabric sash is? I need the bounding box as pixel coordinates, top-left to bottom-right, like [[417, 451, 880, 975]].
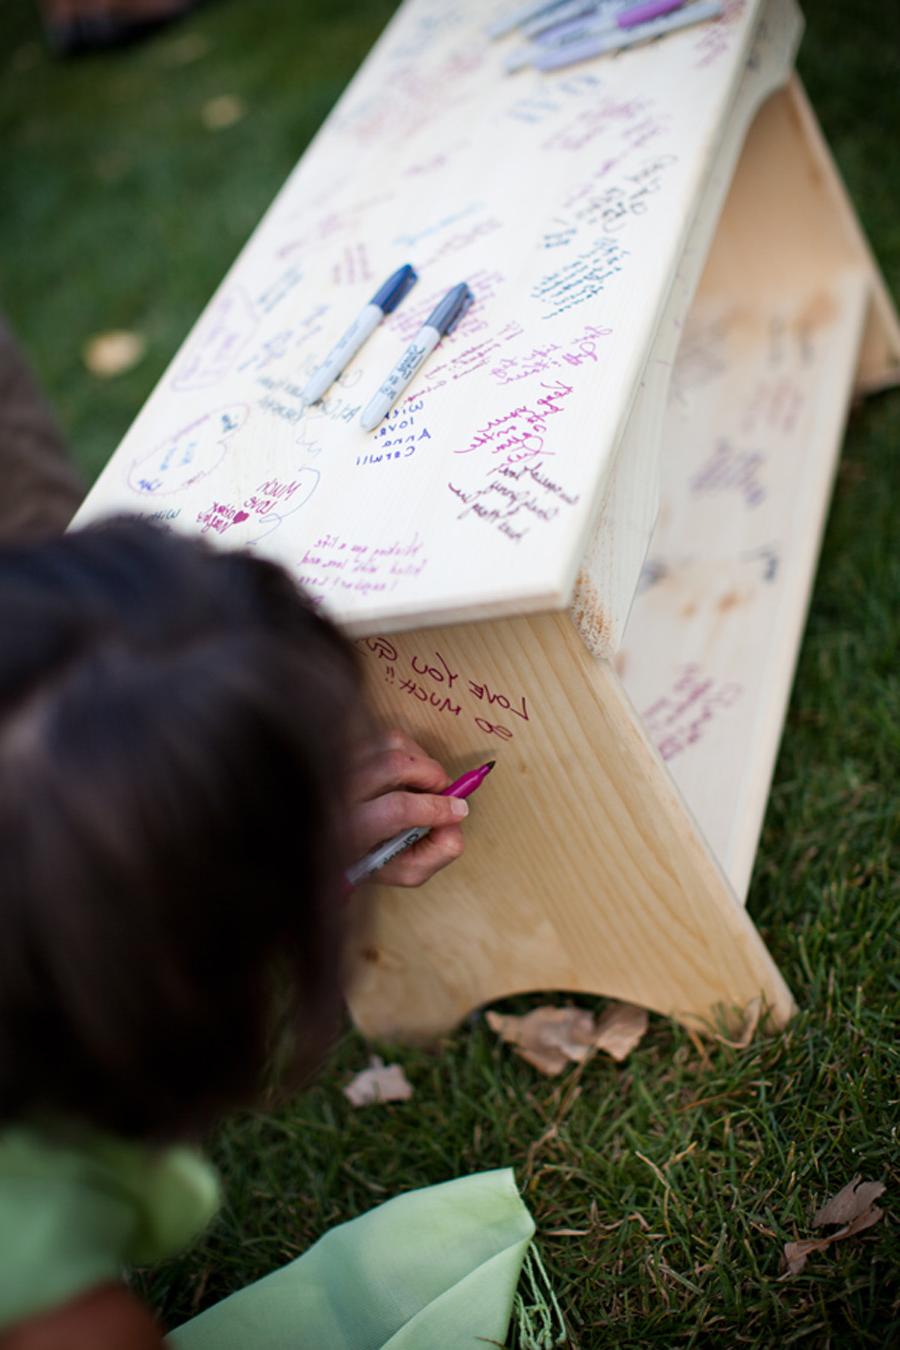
[[170, 1168, 535, 1350]]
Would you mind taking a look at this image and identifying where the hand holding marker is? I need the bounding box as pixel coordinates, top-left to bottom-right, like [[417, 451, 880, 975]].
[[301, 264, 418, 406], [346, 760, 494, 886], [360, 282, 474, 432]]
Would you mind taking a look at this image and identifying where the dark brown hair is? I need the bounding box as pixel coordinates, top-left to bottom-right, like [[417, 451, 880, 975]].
[[0, 518, 363, 1140]]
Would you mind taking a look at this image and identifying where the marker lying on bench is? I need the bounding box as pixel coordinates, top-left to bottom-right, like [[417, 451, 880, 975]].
[[359, 281, 474, 431], [346, 760, 495, 886], [301, 264, 418, 406], [507, 0, 722, 72]]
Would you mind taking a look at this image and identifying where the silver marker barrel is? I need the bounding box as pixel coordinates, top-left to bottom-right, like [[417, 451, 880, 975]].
[[301, 264, 417, 406], [359, 282, 473, 432]]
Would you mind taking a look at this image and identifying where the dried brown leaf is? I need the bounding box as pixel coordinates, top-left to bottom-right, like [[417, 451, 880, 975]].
[[202, 95, 246, 130], [813, 1176, 886, 1227], [594, 1002, 649, 1062], [82, 330, 146, 378], [780, 1177, 886, 1278], [841, 1206, 885, 1239], [781, 1235, 832, 1277], [486, 1007, 596, 1075], [343, 1056, 413, 1107], [486, 1002, 648, 1076]]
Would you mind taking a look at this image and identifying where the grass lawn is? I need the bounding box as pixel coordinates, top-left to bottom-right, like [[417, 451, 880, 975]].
[[2, 1, 898, 1344]]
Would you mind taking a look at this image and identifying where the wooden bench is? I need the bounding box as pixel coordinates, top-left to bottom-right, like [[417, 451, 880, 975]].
[[75, 0, 900, 1040]]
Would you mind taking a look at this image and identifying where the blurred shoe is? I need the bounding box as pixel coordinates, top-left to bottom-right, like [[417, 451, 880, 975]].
[[38, 0, 203, 55]]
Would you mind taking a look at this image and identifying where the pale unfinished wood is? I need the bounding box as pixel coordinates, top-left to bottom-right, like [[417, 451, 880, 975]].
[[69, 0, 899, 1044], [346, 23, 898, 1043], [784, 78, 900, 395], [572, 0, 803, 657], [617, 82, 881, 897], [349, 611, 794, 1041], [72, 0, 781, 641]]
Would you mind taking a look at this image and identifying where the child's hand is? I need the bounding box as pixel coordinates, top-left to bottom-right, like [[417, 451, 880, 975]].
[[348, 729, 466, 887]]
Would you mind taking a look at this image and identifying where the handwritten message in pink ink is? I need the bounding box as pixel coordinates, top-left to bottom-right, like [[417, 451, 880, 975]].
[[693, 0, 745, 67], [358, 639, 534, 743], [448, 379, 582, 543], [297, 533, 429, 604], [335, 49, 484, 147], [671, 315, 730, 398], [405, 321, 524, 399], [401, 139, 471, 180], [170, 288, 257, 392], [541, 96, 653, 154], [739, 377, 805, 436], [490, 324, 611, 385], [690, 438, 766, 508], [195, 472, 320, 542], [386, 270, 506, 342], [449, 463, 581, 545], [277, 193, 393, 259], [196, 502, 250, 536], [643, 664, 743, 762], [454, 379, 575, 466], [331, 242, 374, 287]]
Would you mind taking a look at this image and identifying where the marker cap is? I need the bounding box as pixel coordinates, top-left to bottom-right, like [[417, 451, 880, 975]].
[[370, 264, 418, 314], [616, 0, 684, 29], [425, 282, 475, 336]]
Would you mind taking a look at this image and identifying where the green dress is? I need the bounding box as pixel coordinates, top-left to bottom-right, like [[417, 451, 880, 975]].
[[0, 1126, 536, 1349]]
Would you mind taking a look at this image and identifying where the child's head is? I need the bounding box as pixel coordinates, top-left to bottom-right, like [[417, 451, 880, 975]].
[[0, 518, 364, 1141]]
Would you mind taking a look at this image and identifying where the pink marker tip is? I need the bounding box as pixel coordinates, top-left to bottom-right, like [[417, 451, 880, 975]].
[[443, 760, 497, 800]]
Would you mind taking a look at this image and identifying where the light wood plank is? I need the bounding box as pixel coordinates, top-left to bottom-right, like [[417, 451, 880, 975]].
[[618, 272, 868, 898], [572, 0, 803, 657], [615, 77, 893, 897], [349, 611, 794, 1041], [72, 0, 773, 637]]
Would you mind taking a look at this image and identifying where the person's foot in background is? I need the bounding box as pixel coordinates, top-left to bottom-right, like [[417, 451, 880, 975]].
[[37, 0, 201, 55]]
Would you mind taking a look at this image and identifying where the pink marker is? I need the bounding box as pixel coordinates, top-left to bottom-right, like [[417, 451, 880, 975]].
[[615, 0, 687, 27], [345, 761, 495, 886], [534, 0, 686, 47], [529, 0, 720, 70]]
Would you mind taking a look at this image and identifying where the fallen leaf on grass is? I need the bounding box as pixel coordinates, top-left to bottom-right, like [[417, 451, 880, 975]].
[[82, 330, 146, 378], [594, 1001, 650, 1061], [812, 1176, 886, 1226], [343, 1056, 413, 1107], [781, 1176, 886, 1277], [202, 95, 245, 131], [486, 1002, 648, 1076]]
